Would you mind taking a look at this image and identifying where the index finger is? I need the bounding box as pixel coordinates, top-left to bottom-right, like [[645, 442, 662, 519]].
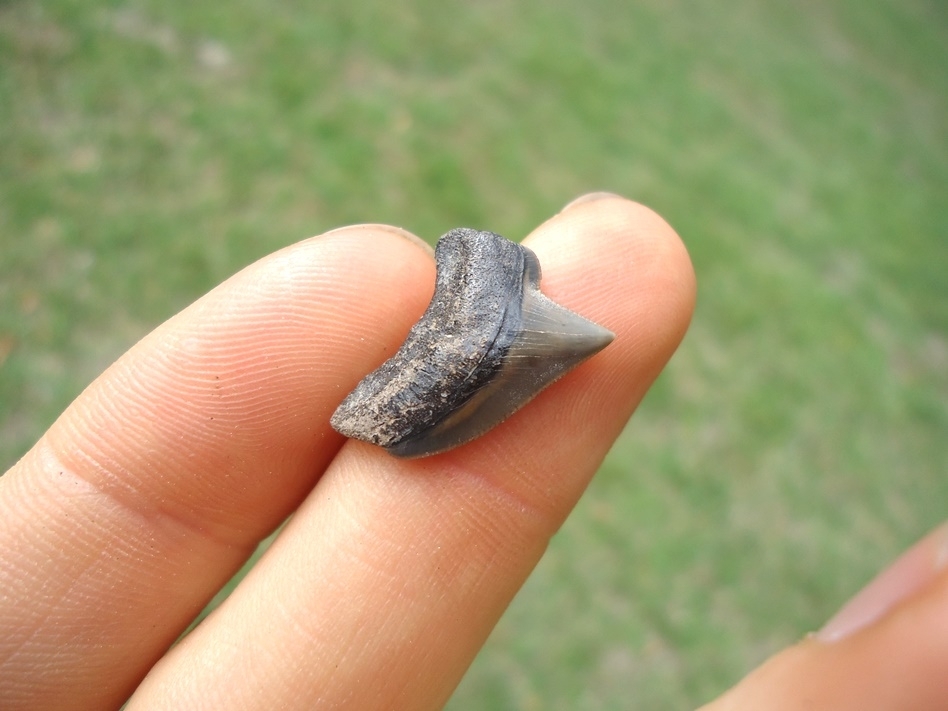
[[0, 224, 436, 709]]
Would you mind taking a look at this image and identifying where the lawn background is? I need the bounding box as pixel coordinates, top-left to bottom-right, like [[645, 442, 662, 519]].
[[1, 0, 946, 708]]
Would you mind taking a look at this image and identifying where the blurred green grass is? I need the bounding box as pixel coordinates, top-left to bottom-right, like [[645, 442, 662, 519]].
[[1, 0, 946, 708]]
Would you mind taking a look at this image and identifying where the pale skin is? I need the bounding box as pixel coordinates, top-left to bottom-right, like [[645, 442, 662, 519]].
[[1, 195, 946, 710]]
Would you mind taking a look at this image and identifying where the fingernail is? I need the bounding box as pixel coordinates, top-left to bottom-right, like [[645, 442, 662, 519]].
[[324, 224, 434, 256], [559, 191, 626, 213], [816, 522, 948, 642]]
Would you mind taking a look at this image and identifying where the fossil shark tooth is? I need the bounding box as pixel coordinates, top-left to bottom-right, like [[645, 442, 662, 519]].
[[330, 227, 614, 458]]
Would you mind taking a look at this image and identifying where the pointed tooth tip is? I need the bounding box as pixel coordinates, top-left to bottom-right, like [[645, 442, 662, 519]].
[[599, 322, 617, 344], [579, 318, 615, 342], [577, 324, 615, 357], [560, 314, 616, 354], [595, 328, 616, 351], [557, 321, 612, 353]]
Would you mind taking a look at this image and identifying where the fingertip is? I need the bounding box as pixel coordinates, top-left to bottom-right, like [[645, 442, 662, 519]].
[[321, 223, 435, 257], [536, 193, 695, 303], [527, 194, 696, 377], [702, 525, 948, 711], [817, 521, 948, 642], [558, 191, 627, 212]]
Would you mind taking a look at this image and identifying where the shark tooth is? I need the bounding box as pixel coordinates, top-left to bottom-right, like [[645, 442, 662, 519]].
[[330, 227, 614, 458]]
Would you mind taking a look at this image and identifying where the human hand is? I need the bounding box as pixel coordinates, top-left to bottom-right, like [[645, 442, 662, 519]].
[[699, 519, 948, 711], [0, 195, 943, 710], [0, 194, 692, 709]]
